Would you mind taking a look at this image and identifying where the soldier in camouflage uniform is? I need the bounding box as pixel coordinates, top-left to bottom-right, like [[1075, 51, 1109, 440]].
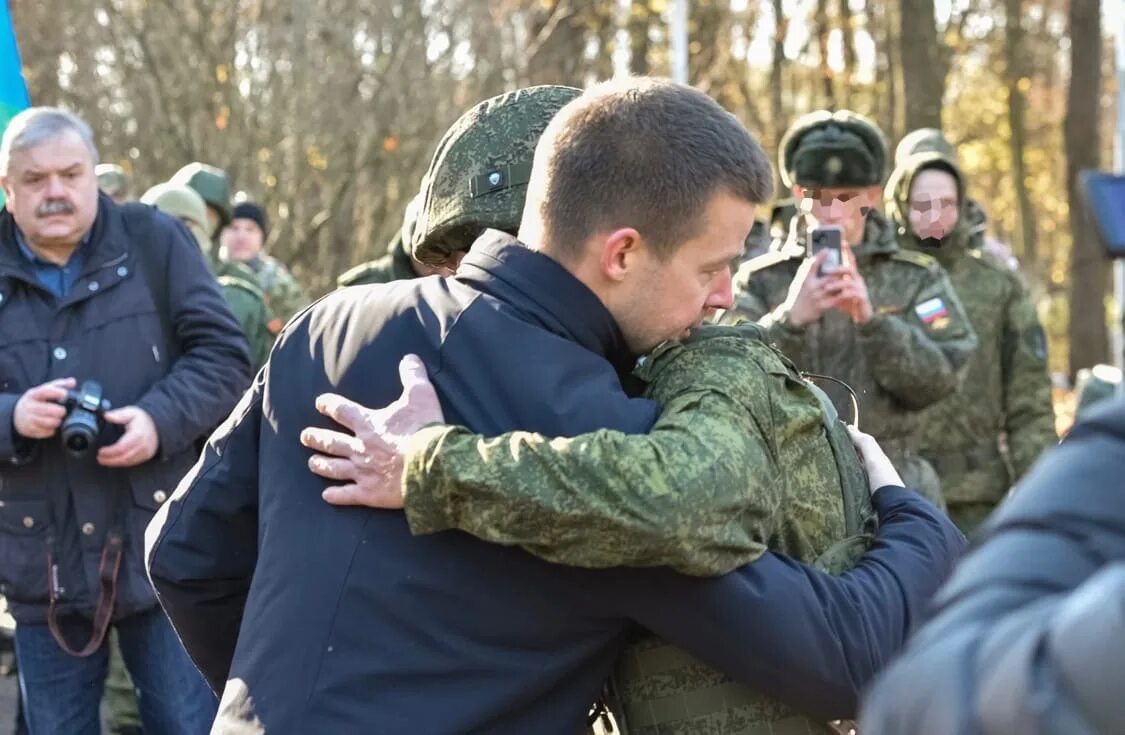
[[895, 129, 993, 253], [336, 192, 451, 287], [722, 111, 978, 508], [219, 201, 310, 331], [303, 88, 965, 734], [170, 161, 232, 239], [142, 183, 276, 369], [884, 151, 1056, 532], [95, 163, 130, 204]]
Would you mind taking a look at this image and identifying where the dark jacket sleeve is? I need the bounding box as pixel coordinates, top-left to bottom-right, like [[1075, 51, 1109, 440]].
[[860, 398, 1125, 734], [145, 368, 264, 693], [614, 485, 966, 720], [136, 215, 253, 457], [0, 393, 35, 465]]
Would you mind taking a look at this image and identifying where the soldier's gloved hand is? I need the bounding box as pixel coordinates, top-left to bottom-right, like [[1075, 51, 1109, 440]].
[[781, 250, 837, 327], [846, 426, 904, 495], [301, 354, 444, 509]]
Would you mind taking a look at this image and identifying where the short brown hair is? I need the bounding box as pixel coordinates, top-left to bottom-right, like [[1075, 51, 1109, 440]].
[[534, 77, 773, 260]]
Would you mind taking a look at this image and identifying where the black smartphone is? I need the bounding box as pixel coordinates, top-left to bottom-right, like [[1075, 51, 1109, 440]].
[[809, 225, 843, 276], [1080, 171, 1125, 258]]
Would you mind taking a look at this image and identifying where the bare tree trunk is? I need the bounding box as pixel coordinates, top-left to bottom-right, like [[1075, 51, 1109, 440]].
[[1004, 0, 1039, 271], [814, 0, 836, 108], [629, 0, 651, 75], [838, 0, 858, 87], [1065, 0, 1107, 375], [771, 0, 789, 194], [898, 0, 947, 131], [876, 0, 902, 142]]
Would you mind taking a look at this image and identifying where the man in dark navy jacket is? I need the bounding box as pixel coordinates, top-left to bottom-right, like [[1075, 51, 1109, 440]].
[[147, 80, 964, 734], [0, 108, 250, 734]]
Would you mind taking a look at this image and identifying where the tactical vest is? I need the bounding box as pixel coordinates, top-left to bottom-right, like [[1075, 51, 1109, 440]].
[[592, 327, 876, 735]]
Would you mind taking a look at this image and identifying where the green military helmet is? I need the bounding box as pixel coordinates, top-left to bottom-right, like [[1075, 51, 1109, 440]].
[[895, 127, 958, 168], [170, 162, 232, 226], [779, 109, 888, 189], [412, 84, 582, 267], [400, 189, 423, 247], [95, 163, 129, 200], [1075, 364, 1122, 419], [140, 182, 212, 252]]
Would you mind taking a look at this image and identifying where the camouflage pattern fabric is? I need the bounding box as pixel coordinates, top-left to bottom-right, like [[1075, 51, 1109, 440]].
[[141, 183, 276, 369], [104, 630, 142, 734], [249, 254, 309, 330], [885, 152, 1056, 530], [411, 85, 582, 266], [722, 210, 979, 508], [402, 324, 875, 733], [336, 235, 417, 288], [216, 269, 275, 369]]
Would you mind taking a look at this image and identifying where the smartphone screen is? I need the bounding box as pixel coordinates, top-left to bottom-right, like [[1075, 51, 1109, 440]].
[[810, 225, 843, 276]]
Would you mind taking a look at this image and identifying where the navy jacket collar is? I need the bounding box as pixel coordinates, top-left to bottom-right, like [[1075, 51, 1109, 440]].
[[0, 193, 127, 279], [457, 238, 639, 380]]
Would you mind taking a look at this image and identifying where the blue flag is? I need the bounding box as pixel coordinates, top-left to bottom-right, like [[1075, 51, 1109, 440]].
[[0, 1, 28, 206]]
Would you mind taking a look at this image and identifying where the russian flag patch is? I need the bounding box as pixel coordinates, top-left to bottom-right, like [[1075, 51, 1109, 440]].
[[915, 297, 949, 325]]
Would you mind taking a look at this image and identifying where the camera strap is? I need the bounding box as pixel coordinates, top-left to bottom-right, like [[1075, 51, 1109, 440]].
[[45, 525, 125, 657]]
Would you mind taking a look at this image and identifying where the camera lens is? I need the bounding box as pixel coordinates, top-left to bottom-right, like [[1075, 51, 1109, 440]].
[[61, 411, 100, 458], [65, 433, 90, 453]]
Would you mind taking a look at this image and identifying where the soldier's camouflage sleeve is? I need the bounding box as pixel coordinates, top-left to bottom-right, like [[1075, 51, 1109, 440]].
[[401, 334, 783, 576], [860, 267, 977, 409], [1001, 279, 1057, 478]]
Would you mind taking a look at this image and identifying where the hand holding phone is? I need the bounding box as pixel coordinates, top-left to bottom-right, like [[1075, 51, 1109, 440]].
[[810, 225, 843, 277]]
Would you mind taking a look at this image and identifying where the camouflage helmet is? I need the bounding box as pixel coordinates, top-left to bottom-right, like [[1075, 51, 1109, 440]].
[[400, 190, 423, 249], [95, 163, 129, 198], [140, 182, 211, 251], [779, 110, 888, 189], [412, 84, 582, 266], [1075, 364, 1122, 419], [895, 128, 958, 167], [170, 162, 232, 226]]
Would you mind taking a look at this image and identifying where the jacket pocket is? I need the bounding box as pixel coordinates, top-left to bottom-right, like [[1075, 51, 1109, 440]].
[[0, 499, 52, 604]]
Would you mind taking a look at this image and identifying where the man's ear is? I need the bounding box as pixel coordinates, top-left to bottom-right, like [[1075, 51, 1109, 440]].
[[598, 227, 645, 283]]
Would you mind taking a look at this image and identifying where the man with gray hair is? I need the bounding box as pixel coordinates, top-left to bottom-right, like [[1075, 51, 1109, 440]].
[[0, 106, 250, 733]]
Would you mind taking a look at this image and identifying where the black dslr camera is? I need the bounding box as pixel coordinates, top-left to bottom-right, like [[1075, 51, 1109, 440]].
[[59, 381, 111, 457]]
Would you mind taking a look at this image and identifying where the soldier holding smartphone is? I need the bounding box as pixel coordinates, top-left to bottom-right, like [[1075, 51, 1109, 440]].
[[721, 110, 978, 508]]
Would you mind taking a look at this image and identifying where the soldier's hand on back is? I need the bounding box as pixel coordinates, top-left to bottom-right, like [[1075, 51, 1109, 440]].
[[301, 354, 444, 509], [782, 250, 839, 328], [846, 425, 904, 495]]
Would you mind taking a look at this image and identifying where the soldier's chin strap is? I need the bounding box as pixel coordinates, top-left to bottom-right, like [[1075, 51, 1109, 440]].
[[801, 372, 861, 430]]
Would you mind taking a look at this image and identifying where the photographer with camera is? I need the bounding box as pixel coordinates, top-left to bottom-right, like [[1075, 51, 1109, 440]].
[[0, 108, 251, 734]]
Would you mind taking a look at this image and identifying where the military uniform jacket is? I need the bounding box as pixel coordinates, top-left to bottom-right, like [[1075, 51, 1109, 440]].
[[146, 238, 965, 734], [335, 236, 417, 288], [725, 212, 977, 453], [903, 229, 1056, 505]]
